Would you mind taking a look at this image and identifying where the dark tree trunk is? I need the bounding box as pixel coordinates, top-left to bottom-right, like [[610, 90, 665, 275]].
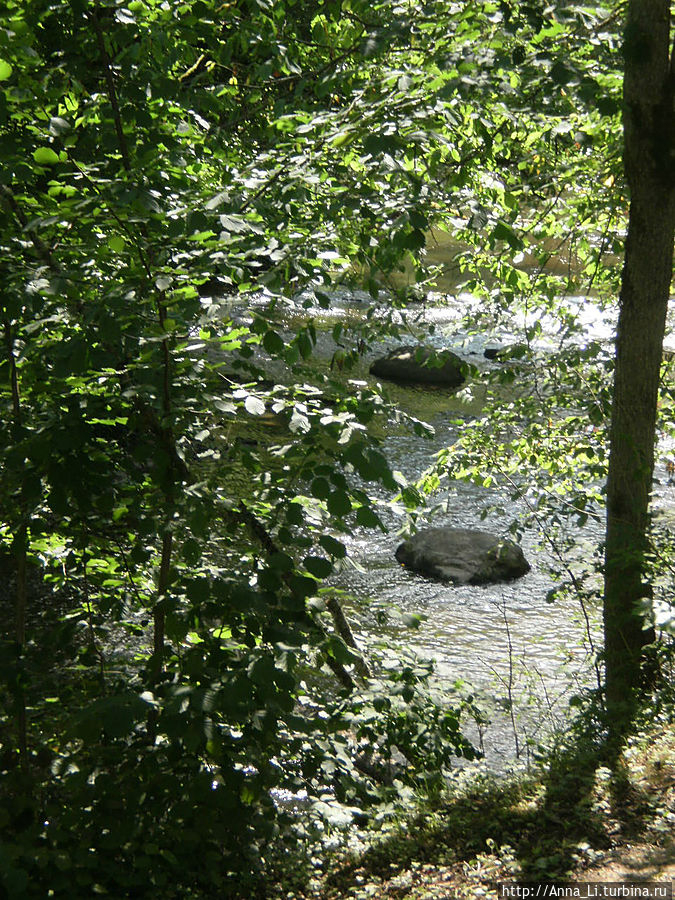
[[603, 1, 675, 732]]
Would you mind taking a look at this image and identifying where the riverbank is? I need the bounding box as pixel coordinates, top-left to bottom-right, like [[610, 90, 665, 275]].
[[266, 708, 675, 899]]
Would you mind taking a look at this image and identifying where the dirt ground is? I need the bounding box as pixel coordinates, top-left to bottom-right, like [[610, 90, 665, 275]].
[[578, 836, 675, 883]]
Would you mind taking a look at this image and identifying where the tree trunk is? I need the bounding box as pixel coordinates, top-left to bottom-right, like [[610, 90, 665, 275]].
[[603, 1, 675, 733]]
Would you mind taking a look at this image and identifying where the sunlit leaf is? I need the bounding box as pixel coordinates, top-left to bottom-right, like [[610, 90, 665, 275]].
[[245, 395, 266, 416], [33, 147, 60, 165]]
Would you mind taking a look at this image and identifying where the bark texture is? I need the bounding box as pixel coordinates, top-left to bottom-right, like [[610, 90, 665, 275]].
[[603, 1, 675, 730]]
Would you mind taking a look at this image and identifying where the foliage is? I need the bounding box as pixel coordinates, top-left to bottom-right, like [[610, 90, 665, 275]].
[[2, 0, 672, 895], [0, 0, 491, 893]]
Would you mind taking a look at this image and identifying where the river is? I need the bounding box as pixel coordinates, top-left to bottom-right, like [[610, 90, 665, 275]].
[[335, 328, 603, 767], [234, 283, 614, 770], [229, 241, 675, 768]]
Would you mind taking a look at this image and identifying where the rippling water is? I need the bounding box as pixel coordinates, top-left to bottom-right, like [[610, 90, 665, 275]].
[[265, 287, 608, 765], [337, 410, 602, 767], [230, 279, 675, 766]]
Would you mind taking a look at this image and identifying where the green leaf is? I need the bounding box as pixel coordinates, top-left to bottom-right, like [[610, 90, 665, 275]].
[[311, 477, 331, 500], [76, 693, 150, 741], [259, 567, 283, 592], [269, 551, 294, 571], [112, 505, 128, 521], [109, 235, 126, 253], [363, 133, 402, 155], [325, 635, 358, 665], [297, 331, 313, 359], [49, 116, 71, 135], [356, 506, 384, 529], [402, 229, 426, 250], [156, 275, 173, 291], [0, 60, 12, 81], [33, 147, 60, 165], [304, 555, 333, 578], [319, 535, 347, 558], [285, 503, 304, 525], [550, 60, 574, 85], [182, 538, 202, 564], [491, 221, 523, 250], [331, 130, 354, 147], [289, 574, 315, 599], [327, 490, 352, 517], [186, 578, 210, 603], [263, 329, 284, 354]]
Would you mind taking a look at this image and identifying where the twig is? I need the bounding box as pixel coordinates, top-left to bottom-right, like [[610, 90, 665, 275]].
[[0, 185, 60, 272], [88, 3, 131, 171], [113, 538, 148, 607], [82, 550, 106, 684], [153, 531, 172, 675], [497, 595, 521, 759], [236, 501, 368, 690], [493, 462, 604, 697], [3, 320, 29, 768], [325, 596, 370, 678]]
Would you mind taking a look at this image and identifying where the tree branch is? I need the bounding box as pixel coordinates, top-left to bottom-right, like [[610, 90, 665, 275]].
[[3, 321, 29, 767], [236, 501, 369, 689], [0, 185, 60, 271], [88, 3, 131, 172]]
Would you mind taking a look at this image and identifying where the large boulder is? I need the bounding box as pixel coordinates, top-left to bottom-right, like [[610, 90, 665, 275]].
[[369, 345, 465, 387], [395, 528, 530, 585]]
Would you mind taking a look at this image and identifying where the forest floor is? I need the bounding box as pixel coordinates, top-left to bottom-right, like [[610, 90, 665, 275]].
[[273, 717, 675, 899]]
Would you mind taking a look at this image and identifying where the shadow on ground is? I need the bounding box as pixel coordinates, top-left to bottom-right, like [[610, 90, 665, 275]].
[[320, 716, 674, 899]]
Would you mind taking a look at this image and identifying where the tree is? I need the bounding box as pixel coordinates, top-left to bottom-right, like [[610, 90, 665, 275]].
[[2, 0, 672, 894], [0, 1, 480, 895], [603, 0, 675, 732]]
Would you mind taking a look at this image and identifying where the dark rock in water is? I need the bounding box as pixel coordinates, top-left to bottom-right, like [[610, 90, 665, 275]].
[[369, 345, 465, 386], [395, 527, 530, 585], [483, 347, 503, 360]]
